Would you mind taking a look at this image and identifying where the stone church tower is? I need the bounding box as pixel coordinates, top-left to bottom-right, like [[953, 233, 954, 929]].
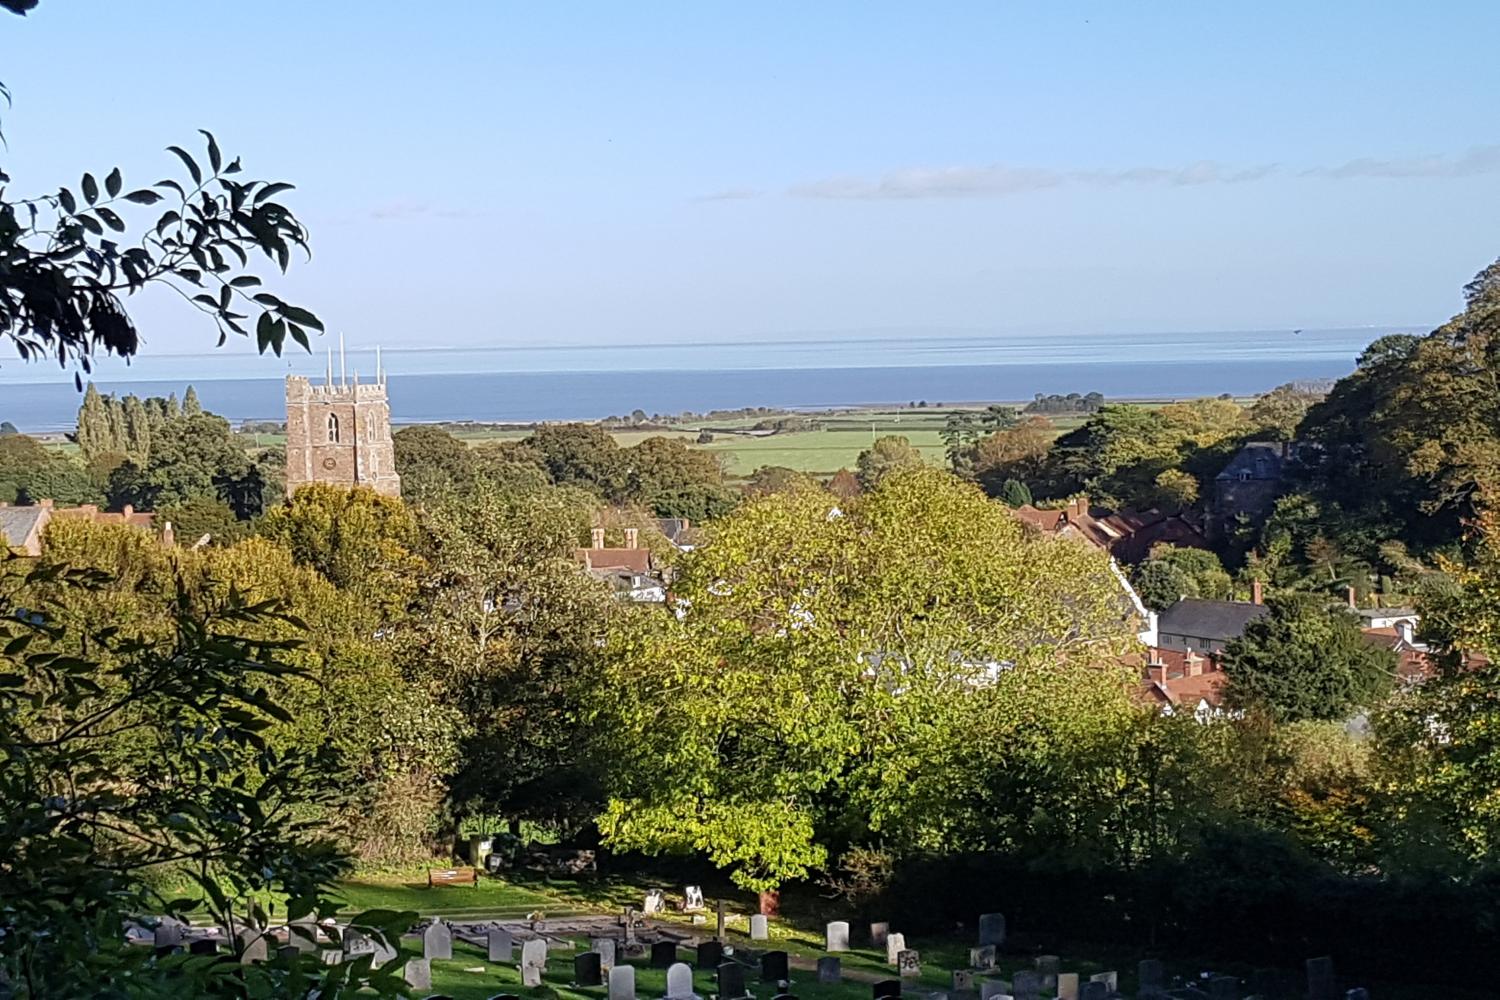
[[284, 345, 401, 498]]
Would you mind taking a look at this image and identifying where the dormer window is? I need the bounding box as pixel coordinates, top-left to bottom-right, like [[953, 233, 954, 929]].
[[327, 413, 341, 443]]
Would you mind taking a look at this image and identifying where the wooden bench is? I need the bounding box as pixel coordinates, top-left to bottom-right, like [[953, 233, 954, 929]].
[[427, 866, 479, 888]]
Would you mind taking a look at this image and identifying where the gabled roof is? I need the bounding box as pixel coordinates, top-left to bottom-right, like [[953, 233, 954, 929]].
[[577, 547, 653, 574], [0, 506, 47, 549], [1158, 598, 1269, 642], [1215, 441, 1287, 482]]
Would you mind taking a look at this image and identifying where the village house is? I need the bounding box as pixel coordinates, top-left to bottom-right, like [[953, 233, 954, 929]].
[[575, 527, 667, 602], [1210, 441, 1294, 539], [1013, 496, 1209, 564], [1, 499, 167, 556]]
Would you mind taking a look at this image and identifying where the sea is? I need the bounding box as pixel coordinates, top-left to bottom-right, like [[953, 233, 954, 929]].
[[0, 327, 1407, 432]]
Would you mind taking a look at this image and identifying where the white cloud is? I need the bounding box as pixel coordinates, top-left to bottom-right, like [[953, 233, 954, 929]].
[[1303, 144, 1500, 180], [691, 187, 764, 202]]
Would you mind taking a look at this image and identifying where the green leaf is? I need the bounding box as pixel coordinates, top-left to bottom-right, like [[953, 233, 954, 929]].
[[287, 322, 311, 352], [199, 130, 222, 173], [254, 182, 295, 205], [279, 305, 324, 332], [123, 190, 163, 205], [165, 145, 202, 186], [95, 207, 125, 232], [76, 213, 103, 236], [81, 173, 99, 205], [256, 311, 275, 352], [229, 275, 261, 288], [57, 187, 76, 214], [105, 167, 122, 197]]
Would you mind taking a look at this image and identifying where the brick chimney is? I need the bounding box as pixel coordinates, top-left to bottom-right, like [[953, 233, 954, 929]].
[[624, 527, 639, 549], [1251, 579, 1264, 605], [1185, 652, 1203, 678], [591, 527, 605, 549], [1147, 660, 1167, 685], [1072, 495, 1089, 518], [38, 498, 53, 509], [123, 504, 134, 518]]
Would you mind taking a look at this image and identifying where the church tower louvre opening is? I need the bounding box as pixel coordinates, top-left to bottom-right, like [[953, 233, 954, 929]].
[[284, 339, 401, 498]]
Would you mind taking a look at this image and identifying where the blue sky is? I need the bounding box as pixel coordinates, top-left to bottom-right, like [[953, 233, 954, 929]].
[[4, 1, 1498, 370]]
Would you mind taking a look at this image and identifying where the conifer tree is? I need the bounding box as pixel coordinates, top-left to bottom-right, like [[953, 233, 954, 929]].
[[74, 383, 113, 460], [182, 385, 202, 416], [121, 395, 151, 464]]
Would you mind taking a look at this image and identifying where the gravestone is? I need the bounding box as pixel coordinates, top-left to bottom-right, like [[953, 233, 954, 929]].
[[521, 938, 548, 988], [952, 970, 975, 992], [575, 952, 604, 987], [683, 885, 706, 911], [750, 914, 769, 940], [969, 946, 997, 971], [651, 941, 678, 968], [818, 957, 842, 984], [718, 961, 748, 999], [1079, 984, 1107, 1000], [289, 917, 318, 953], [154, 919, 184, 952], [593, 938, 617, 969], [276, 945, 299, 963], [1056, 972, 1079, 1000], [236, 927, 268, 964], [404, 958, 432, 992], [1010, 970, 1041, 1000], [341, 927, 395, 965], [423, 921, 453, 961], [1306, 956, 1337, 1000], [872, 979, 902, 1000], [644, 889, 666, 914], [716, 899, 727, 942], [826, 920, 850, 952], [870, 921, 890, 947], [610, 965, 637, 1000], [1345, 990, 1370, 1000], [1137, 959, 1164, 996], [189, 939, 219, 955], [897, 950, 921, 978], [761, 950, 789, 983], [1089, 971, 1118, 991], [1206, 976, 1238, 1000], [977, 913, 1005, 947], [696, 940, 723, 970], [885, 932, 907, 965], [488, 928, 513, 963], [666, 961, 695, 999], [1034, 956, 1059, 991], [979, 981, 1011, 1000]]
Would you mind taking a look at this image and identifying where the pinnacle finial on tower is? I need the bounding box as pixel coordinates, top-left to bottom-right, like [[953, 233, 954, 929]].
[[339, 331, 347, 387], [326, 346, 333, 386]]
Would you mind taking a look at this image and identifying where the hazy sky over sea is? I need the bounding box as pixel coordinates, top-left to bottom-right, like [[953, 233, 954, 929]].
[[3, 2, 1496, 376]]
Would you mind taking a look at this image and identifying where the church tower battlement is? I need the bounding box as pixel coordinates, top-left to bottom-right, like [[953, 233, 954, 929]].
[[284, 340, 401, 498]]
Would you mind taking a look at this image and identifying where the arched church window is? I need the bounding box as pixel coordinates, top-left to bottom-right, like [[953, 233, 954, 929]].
[[327, 413, 340, 443]]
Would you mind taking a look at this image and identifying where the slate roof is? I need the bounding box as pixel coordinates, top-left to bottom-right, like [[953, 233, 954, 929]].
[[1215, 441, 1287, 482], [576, 547, 653, 574], [1158, 598, 1270, 643], [0, 506, 46, 548]]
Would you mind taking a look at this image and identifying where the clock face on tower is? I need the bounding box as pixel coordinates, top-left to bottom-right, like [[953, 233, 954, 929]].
[[322, 457, 338, 470]]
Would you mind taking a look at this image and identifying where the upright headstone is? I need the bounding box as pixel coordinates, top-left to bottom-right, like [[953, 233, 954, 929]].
[[651, 941, 678, 968], [521, 938, 548, 988], [1079, 984, 1107, 1000], [593, 938, 617, 969], [826, 920, 850, 952], [818, 957, 842, 984], [404, 958, 432, 992], [885, 932, 907, 966], [977, 913, 1006, 947], [718, 961, 747, 999], [236, 927, 268, 964], [610, 964, 638, 1000], [872, 979, 902, 1000], [761, 950, 789, 983], [666, 961, 694, 999], [897, 950, 921, 979], [189, 939, 219, 955], [423, 920, 453, 961], [1034, 956, 1060, 991], [289, 917, 318, 953], [716, 899, 727, 943], [683, 885, 706, 911], [749, 914, 769, 940], [696, 941, 723, 970], [644, 889, 665, 914], [969, 946, 997, 971], [1138, 959, 1165, 996], [1089, 971, 1118, 992], [1306, 957, 1337, 1000], [488, 928, 513, 963], [870, 921, 890, 947], [1011, 970, 1041, 1000], [952, 970, 975, 992], [341, 927, 395, 965], [979, 981, 1011, 1000], [154, 918, 184, 952], [1056, 972, 1079, 1000], [575, 951, 604, 987]]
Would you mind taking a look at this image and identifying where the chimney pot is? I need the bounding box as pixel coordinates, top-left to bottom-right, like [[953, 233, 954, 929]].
[[1251, 579, 1264, 605], [591, 527, 605, 549], [123, 504, 133, 518], [624, 527, 639, 549], [1186, 653, 1203, 677], [1347, 585, 1357, 609]]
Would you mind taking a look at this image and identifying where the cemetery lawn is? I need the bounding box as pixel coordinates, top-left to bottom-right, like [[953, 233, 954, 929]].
[[331, 874, 581, 920]]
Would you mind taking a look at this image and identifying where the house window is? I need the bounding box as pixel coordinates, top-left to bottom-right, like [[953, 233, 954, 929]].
[[327, 413, 340, 443]]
